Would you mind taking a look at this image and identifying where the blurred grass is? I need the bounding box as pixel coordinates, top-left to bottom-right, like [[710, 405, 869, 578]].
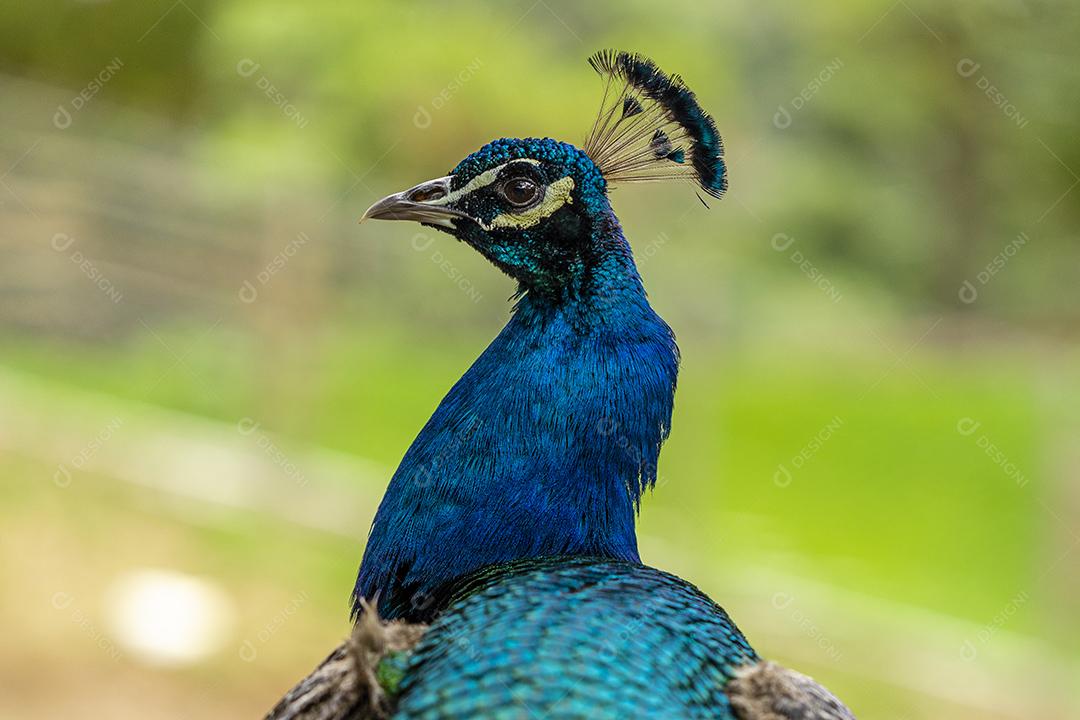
[[1, 324, 1072, 718], [0, 323, 1060, 634], [665, 351, 1042, 624]]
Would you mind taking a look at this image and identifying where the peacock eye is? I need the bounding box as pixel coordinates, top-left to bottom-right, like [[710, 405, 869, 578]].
[[500, 177, 540, 208]]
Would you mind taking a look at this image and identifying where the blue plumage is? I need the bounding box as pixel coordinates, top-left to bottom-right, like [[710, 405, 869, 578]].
[[354, 144, 679, 617], [285, 50, 857, 720]]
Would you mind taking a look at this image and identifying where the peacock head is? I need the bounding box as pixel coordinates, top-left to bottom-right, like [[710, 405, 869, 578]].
[[362, 51, 727, 298]]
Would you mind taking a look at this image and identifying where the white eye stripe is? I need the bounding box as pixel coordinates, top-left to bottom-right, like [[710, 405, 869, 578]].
[[481, 176, 575, 230], [430, 158, 542, 206]]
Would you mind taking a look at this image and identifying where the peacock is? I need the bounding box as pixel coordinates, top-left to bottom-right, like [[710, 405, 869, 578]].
[[267, 51, 854, 720]]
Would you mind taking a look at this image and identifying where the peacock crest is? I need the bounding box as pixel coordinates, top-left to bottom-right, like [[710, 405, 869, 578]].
[[583, 50, 727, 200]]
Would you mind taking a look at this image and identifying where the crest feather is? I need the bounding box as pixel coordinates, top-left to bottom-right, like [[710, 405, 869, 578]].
[[583, 51, 726, 199]]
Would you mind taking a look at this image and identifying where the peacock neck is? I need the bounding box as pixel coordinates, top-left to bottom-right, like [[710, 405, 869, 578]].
[[354, 215, 679, 621]]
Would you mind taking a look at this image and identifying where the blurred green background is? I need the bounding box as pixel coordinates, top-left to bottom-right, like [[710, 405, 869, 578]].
[[1, 1, 1078, 718]]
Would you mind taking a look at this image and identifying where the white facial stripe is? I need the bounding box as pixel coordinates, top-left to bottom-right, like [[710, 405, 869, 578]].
[[429, 158, 541, 206], [481, 176, 575, 230]]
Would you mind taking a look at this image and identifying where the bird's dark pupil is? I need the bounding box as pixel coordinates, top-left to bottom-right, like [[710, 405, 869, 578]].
[[505, 179, 537, 206]]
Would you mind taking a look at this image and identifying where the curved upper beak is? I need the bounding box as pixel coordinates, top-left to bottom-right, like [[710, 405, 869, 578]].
[[360, 176, 470, 229]]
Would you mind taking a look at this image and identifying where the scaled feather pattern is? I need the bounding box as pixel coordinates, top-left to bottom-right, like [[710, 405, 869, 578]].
[[395, 558, 758, 719]]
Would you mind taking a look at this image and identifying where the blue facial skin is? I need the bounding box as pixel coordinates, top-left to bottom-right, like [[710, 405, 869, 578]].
[[353, 138, 679, 621]]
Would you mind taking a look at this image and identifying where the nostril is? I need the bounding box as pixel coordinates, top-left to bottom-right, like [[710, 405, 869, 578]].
[[409, 185, 447, 203]]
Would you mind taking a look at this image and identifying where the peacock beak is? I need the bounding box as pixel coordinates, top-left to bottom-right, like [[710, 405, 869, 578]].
[[360, 176, 471, 229]]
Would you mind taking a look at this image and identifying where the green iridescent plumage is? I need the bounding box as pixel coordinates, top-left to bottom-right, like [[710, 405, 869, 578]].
[[394, 557, 758, 719], [269, 559, 853, 719]]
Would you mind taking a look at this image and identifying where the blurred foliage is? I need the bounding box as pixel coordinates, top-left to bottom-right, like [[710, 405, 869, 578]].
[[2, 0, 1077, 319], [1, 1, 1079, 718]]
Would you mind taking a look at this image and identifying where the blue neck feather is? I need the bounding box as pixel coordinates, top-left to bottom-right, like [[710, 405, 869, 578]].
[[353, 210, 679, 620]]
